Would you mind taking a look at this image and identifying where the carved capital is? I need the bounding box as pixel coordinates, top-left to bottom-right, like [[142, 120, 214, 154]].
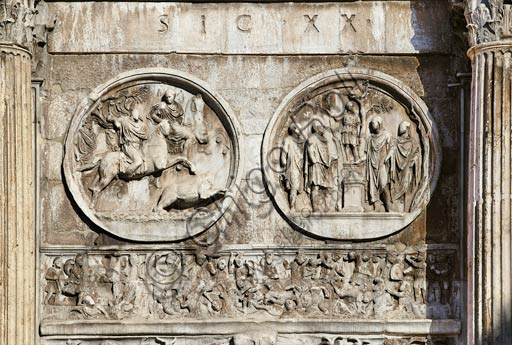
[[459, 0, 512, 46], [0, 0, 36, 48], [0, 0, 56, 53]]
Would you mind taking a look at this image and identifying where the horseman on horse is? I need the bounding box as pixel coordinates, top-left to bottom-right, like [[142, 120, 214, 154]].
[[80, 87, 208, 207]]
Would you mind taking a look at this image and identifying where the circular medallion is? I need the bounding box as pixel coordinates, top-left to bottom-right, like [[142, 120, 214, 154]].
[[64, 68, 242, 242], [262, 68, 440, 240]]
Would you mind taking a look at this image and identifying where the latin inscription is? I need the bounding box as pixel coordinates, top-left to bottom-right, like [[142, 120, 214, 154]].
[[48, 2, 451, 54], [201, 14, 206, 34], [156, 13, 358, 34]]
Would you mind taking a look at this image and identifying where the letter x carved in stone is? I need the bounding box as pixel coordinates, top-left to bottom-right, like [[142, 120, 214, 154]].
[[342, 14, 357, 32], [304, 14, 320, 33]]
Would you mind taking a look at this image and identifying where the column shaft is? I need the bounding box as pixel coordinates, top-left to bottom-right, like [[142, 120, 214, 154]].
[[469, 44, 512, 345], [0, 43, 35, 345]]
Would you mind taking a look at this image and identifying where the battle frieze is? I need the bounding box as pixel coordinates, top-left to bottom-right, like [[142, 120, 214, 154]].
[[41, 246, 459, 322]]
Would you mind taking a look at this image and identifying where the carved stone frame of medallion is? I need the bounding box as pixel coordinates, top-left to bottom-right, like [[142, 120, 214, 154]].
[[63, 68, 244, 242], [261, 68, 441, 241]]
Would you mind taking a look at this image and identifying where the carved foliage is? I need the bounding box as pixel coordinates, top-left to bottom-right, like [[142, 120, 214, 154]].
[[0, 0, 56, 51], [462, 0, 512, 45], [0, 0, 35, 47]]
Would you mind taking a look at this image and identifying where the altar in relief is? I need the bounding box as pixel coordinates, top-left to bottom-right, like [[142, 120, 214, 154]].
[[262, 68, 440, 240]]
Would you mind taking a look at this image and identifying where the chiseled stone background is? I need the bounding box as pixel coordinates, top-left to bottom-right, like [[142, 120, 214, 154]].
[[37, 1, 466, 344]]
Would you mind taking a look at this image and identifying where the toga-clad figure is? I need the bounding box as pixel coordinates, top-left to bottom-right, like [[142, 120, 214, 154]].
[[305, 120, 334, 212], [366, 116, 392, 212], [280, 123, 304, 209], [390, 121, 421, 211], [148, 88, 191, 154]]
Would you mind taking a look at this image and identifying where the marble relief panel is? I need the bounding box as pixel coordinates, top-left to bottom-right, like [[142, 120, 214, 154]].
[[63, 69, 242, 242], [43, 56, 457, 344], [41, 246, 459, 322], [262, 68, 440, 240]]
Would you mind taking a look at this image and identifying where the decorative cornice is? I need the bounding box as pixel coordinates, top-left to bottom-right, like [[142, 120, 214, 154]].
[[40, 319, 462, 337]]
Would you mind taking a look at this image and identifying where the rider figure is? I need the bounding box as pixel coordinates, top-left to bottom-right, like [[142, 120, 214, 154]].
[[148, 88, 192, 154], [113, 108, 148, 175]]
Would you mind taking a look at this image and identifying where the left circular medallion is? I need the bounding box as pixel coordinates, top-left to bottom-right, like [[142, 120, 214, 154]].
[[63, 68, 242, 242]]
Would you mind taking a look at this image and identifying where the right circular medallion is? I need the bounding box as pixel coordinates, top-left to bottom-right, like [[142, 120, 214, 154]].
[[262, 68, 441, 240]]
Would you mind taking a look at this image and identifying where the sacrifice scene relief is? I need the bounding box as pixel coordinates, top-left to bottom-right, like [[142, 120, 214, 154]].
[[276, 81, 428, 215]]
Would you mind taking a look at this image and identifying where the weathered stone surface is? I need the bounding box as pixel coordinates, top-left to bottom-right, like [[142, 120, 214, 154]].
[[0, 43, 36, 345], [40, 53, 458, 247], [262, 68, 440, 240], [39, 246, 459, 322], [31, 1, 469, 344], [47, 2, 451, 55], [62, 68, 242, 242], [466, 42, 512, 344], [40, 333, 457, 345]]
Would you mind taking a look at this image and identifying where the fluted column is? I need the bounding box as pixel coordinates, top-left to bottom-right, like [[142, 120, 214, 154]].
[[467, 42, 512, 345], [0, 0, 36, 343], [0, 42, 35, 345]]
